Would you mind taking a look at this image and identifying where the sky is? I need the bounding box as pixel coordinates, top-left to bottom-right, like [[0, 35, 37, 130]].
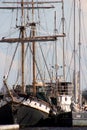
[[0, 0, 87, 91]]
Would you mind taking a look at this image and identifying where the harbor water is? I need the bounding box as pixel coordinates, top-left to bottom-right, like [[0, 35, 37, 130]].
[[20, 127, 87, 130]]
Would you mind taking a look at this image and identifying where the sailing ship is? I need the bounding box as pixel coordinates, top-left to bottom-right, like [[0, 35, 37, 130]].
[[1, 0, 87, 128], [0, 0, 68, 128]]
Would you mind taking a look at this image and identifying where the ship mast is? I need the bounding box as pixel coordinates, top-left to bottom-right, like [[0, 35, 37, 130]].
[[54, 11, 58, 81], [21, 0, 25, 93], [31, 0, 36, 96], [62, 0, 65, 80], [78, 0, 81, 106], [73, 0, 76, 103]]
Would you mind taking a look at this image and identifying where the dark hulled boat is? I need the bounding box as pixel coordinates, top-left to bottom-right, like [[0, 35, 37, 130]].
[[0, 0, 81, 128], [0, 0, 62, 127]]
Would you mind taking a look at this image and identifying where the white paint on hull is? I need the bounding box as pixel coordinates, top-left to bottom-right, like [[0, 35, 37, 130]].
[[0, 124, 19, 130], [22, 99, 50, 114]]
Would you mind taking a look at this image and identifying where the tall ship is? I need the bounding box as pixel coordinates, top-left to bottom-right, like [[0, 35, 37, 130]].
[[0, 0, 87, 128], [0, 0, 68, 128]]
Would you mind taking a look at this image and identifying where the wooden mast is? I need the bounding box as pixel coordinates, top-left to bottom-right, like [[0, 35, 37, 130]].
[[54, 11, 58, 81], [21, 0, 25, 93], [32, 0, 36, 96]]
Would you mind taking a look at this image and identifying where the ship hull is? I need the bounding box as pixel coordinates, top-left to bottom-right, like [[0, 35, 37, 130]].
[[16, 104, 49, 128], [0, 101, 72, 127], [35, 111, 72, 127], [0, 103, 14, 125], [72, 111, 87, 126], [0, 101, 50, 127], [34, 111, 87, 127], [1, 102, 87, 127]]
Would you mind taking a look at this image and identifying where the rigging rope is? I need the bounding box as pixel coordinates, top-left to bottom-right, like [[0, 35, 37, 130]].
[[25, 30, 47, 85], [36, 8, 53, 82], [6, 32, 21, 80], [6, 43, 19, 80], [38, 42, 52, 80]]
